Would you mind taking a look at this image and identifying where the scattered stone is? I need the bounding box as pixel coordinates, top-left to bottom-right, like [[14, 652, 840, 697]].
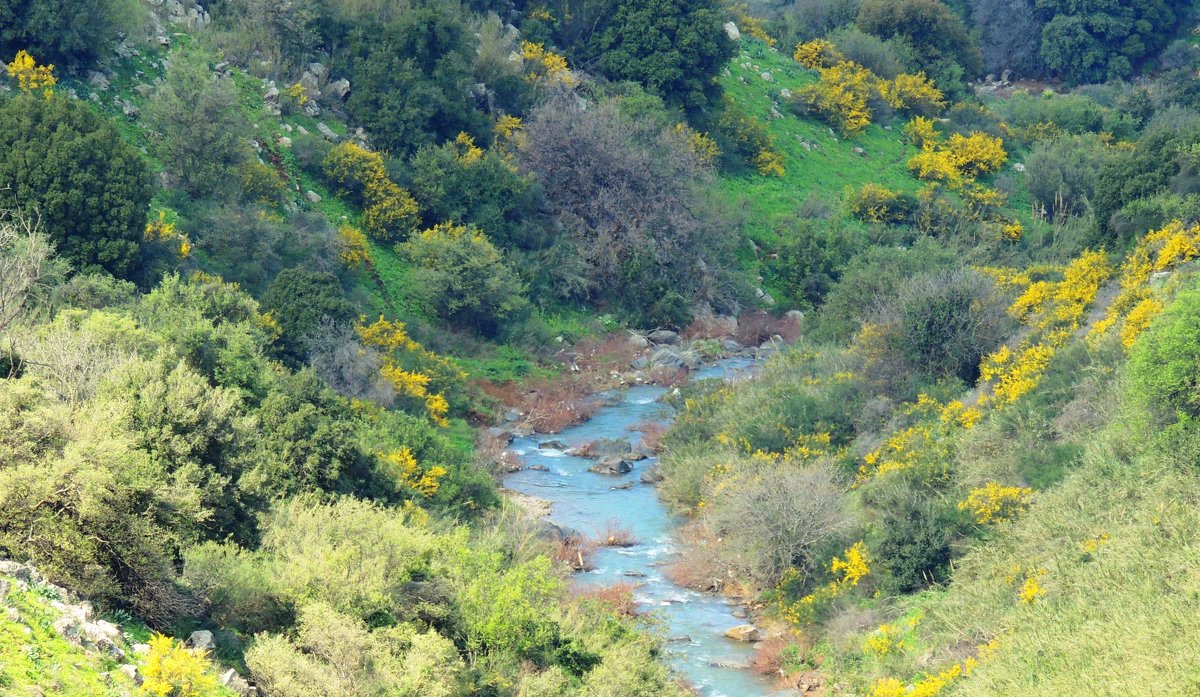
[[760, 71, 773, 82], [628, 332, 650, 348], [87, 72, 110, 90], [132, 643, 151, 655], [780, 88, 792, 99], [277, 136, 292, 148], [852, 146, 866, 156], [188, 630, 215, 652], [724, 624, 763, 642], [651, 347, 685, 370], [589, 458, 634, 475], [326, 78, 352, 101], [317, 122, 339, 142], [1013, 162, 1026, 172], [647, 329, 680, 345], [220, 668, 255, 696], [723, 22, 741, 40], [640, 465, 664, 484], [118, 664, 142, 686], [305, 191, 322, 204]]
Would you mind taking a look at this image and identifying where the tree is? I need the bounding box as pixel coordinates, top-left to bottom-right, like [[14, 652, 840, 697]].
[[969, 0, 1045, 76], [1037, 0, 1178, 84], [0, 212, 58, 335], [520, 97, 742, 325], [262, 268, 357, 365], [0, 0, 138, 66], [0, 94, 151, 277], [340, 2, 486, 157], [147, 50, 250, 199], [400, 223, 529, 336], [585, 0, 735, 110], [857, 0, 982, 89]]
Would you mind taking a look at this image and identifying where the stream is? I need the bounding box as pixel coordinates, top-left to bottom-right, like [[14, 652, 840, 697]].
[[503, 357, 779, 697]]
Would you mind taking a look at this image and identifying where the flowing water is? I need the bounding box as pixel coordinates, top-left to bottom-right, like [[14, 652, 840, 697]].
[[503, 357, 779, 697]]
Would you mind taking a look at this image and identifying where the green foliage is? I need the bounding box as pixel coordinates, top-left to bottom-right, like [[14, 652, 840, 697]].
[[813, 239, 958, 341], [1024, 133, 1109, 218], [147, 49, 251, 199], [1128, 282, 1200, 424], [1038, 0, 1179, 84], [262, 268, 357, 365], [0, 0, 139, 65], [1093, 117, 1200, 245], [408, 140, 542, 249], [0, 93, 151, 278], [992, 91, 1104, 134], [400, 223, 529, 336], [860, 268, 1013, 396], [866, 481, 957, 593], [768, 220, 868, 310], [857, 0, 982, 93], [585, 0, 734, 110], [340, 3, 486, 157]]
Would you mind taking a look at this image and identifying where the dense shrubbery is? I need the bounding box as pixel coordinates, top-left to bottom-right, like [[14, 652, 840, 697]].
[[520, 96, 744, 326], [0, 93, 151, 278], [0, 0, 139, 66]]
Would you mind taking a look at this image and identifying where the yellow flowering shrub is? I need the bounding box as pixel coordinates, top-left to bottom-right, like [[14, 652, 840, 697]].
[[732, 4, 776, 46], [673, 123, 720, 164], [494, 114, 523, 142], [145, 210, 192, 258], [793, 39, 844, 69], [382, 446, 448, 498], [848, 183, 910, 224], [878, 72, 945, 114], [980, 342, 1055, 404], [337, 225, 371, 268], [520, 41, 574, 87], [1090, 220, 1200, 349], [958, 482, 1034, 524], [868, 638, 996, 697], [285, 82, 309, 107], [777, 542, 871, 625], [357, 316, 462, 425], [140, 634, 218, 697], [453, 132, 484, 163], [754, 148, 786, 176], [796, 61, 875, 136], [903, 116, 940, 148], [323, 143, 420, 240], [6, 50, 56, 95], [944, 132, 1007, 178]]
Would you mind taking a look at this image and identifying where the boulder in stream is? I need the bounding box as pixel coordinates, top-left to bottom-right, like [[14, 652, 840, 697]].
[[640, 464, 664, 484], [539, 439, 567, 450], [723, 624, 763, 642], [589, 458, 633, 475]]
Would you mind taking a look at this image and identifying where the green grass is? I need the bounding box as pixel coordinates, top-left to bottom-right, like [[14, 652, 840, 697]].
[[717, 40, 921, 246]]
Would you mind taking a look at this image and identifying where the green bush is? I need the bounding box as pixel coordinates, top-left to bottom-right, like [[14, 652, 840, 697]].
[[408, 140, 542, 249], [0, 0, 140, 65], [262, 268, 357, 365], [583, 0, 734, 110], [1024, 133, 1109, 218], [400, 223, 529, 337], [1128, 283, 1200, 424], [147, 49, 251, 199], [0, 94, 151, 278]]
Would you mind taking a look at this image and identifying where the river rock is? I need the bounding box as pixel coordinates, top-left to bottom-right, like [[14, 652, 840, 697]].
[[631, 356, 650, 370], [610, 482, 634, 490], [587, 437, 631, 460], [647, 329, 680, 345], [589, 458, 633, 475], [528, 464, 549, 471], [628, 332, 650, 348], [189, 630, 215, 652], [724, 624, 763, 642], [668, 635, 693, 644], [651, 347, 685, 370], [731, 605, 748, 619], [539, 439, 567, 450], [679, 350, 702, 370], [640, 465, 664, 484]]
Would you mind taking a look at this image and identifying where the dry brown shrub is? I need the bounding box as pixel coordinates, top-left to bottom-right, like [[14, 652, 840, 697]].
[[551, 534, 596, 571], [574, 581, 641, 617], [663, 522, 736, 592], [736, 311, 803, 346], [597, 520, 638, 547]]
